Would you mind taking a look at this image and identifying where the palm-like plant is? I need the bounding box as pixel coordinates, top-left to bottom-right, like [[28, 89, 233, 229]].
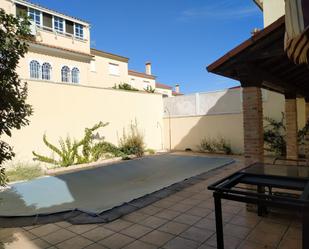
[[32, 122, 109, 167]]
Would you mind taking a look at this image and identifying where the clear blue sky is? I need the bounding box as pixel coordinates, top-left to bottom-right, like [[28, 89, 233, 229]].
[[32, 0, 263, 94]]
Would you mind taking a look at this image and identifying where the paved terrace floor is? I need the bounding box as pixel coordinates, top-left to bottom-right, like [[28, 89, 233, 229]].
[[0, 156, 302, 249]]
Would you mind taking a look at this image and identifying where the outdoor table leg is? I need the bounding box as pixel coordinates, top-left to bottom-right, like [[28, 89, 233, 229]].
[[214, 192, 224, 249], [257, 185, 267, 216], [303, 207, 309, 249]]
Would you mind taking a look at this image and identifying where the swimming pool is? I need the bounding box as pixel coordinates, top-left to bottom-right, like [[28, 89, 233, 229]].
[[0, 154, 234, 218]]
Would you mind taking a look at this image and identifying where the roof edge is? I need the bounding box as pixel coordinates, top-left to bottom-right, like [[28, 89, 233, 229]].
[[253, 0, 263, 11], [29, 41, 93, 58], [207, 16, 285, 73], [91, 48, 129, 62], [128, 70, 156, 80], [14, 0, 90, 25], [155, 82, 173, 90]]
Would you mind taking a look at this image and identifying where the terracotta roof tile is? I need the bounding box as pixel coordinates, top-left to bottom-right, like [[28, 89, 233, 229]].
[[155, 82, 173, 90], [128, 70, 156, 80]]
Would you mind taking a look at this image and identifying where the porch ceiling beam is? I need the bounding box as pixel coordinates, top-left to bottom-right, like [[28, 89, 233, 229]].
[[236, 63, 300, 95], [243, 48, 285, 61]]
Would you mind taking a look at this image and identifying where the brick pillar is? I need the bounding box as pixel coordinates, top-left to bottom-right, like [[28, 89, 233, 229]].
[[285, 96, 298, 160], [242, 86, 264, 166], [305, 100, 309, 159]]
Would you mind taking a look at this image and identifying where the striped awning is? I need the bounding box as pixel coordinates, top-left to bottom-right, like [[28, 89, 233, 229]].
[[285, 0, 309, 64]]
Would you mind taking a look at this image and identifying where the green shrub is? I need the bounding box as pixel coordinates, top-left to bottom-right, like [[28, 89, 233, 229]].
[[120, 122, 145, 157], [200, 138, 216, 153], [6, 163, 43, 182], [264, 114, 286, 156], [217, 138, 232, 155], [32, 134, 80, 167], [114, 83, 139, 91], [76, 122, 109, 164], [0, 167, 7, 186], [146, 148, 155, 155], [144, 86, 156, 93], [32, 122, 120, 167], [0, 10, 33, 186], [264, 113, 309, 156], [200, 137, 232, 155], [91, 141, 125, 160]]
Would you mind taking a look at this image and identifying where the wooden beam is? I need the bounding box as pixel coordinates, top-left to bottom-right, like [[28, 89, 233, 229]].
[[237, 63, 300, 96], [244, 48, 285, 61]]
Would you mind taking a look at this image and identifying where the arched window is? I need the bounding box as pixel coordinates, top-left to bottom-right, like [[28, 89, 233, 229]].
[[71, 67, 80, 84], [30, 60, 41, 79], [42, 63, 52, 80], [61, 66, 70, 83]]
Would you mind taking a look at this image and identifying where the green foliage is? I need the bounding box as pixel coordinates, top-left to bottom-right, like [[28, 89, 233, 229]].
[[91, 141, 125, 161], [0, 9, 33, 186], [77, 122, 109, 163], [6, 163, 43, 182], [120, 122, 145, 157], [0, 167, 7, 186], [218, 138, 232, 155], [264, 113, 309, 156], [113, 83, 139, 91], [144, 86, 156, 93], [264, 114, 286, 156], [146, 148, 155, 155], [32, 135, 79, 167], [200, 137, 232, 155], [200, 139, 216, 153], [32, 122, 120, 167]]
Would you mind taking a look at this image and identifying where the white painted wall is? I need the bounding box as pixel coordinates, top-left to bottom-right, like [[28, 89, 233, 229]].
[[258, 0, 285, 27]]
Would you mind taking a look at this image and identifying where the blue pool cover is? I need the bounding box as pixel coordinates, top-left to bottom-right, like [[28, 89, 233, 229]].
[[0, 154, 234, 217]]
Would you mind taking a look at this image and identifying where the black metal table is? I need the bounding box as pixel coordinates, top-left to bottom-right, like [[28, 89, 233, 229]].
[[208, 162, 309, 249]]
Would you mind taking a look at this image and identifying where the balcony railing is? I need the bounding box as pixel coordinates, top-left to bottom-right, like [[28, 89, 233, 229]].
[[34, 24, 88, 43]]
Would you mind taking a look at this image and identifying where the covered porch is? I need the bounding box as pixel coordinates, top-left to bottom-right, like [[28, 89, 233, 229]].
[[207, 16, 309, 165]]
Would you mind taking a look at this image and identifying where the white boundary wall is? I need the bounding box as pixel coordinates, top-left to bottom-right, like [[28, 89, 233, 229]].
[[162, 88, 297, 154]]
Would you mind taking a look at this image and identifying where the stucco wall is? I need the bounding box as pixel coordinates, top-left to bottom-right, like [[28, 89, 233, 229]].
[[35, 27, 91, 54], [261, 0, 285, 27], [5, 81, 164, 163], [163, 114, 244, 154], [2, 0, 161, 93], [89, 54, 129, 88], [163, 88, 307, 154], [1, 0, 14, 14], [155, 88, 172, 97], [129, 75, 156, 91], [18, 50, 91, 85]]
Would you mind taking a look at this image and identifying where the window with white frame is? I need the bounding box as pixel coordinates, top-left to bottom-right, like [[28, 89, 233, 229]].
[[54, 16, 64, 33], [71, 67, 80, 83], [28, 8, 41, 26], [42, 63, 52, 80], [30, 60, 41, 79], [61, 66, 70, 82], [108, 63, 120, 76], [75, 23, 84, 39]]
